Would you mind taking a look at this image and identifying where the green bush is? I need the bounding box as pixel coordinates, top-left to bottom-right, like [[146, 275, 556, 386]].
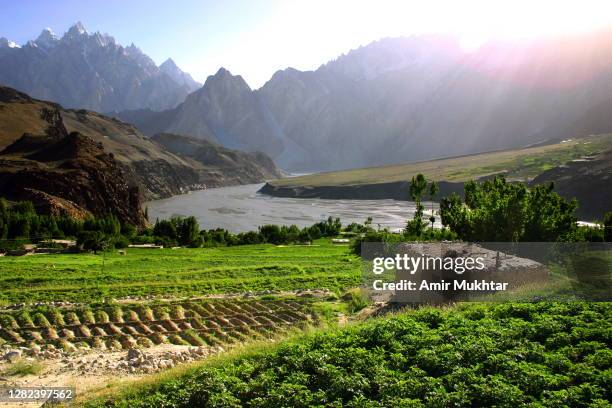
[[84, 302, 611, 408], [604, 211, 612, 242], [112, 235, 130, 249], [440, 177, 577, 242], [345, 289, 370, 313]]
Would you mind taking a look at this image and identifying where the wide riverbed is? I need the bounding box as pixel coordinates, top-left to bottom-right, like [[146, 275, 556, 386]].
[[147, 183, 436, 233]]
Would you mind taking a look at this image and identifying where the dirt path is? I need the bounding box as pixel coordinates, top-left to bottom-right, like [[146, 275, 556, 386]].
[[0, 343, 221, 407]]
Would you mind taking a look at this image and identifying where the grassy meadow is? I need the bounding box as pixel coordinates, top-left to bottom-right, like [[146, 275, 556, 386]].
[[0, 240, 361, 304]]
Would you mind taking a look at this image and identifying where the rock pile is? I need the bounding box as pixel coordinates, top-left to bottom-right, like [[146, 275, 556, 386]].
[[117, 347, 219, 374]]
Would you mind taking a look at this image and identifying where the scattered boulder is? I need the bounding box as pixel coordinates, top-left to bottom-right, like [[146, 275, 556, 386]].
[[127, 348, 144, 360], [3, 349, 21, 362]]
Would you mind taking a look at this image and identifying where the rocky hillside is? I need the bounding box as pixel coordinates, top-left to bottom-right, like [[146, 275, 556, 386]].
[[116, 29, 612, 172], [0, 86, 202, 200], [0, 23, 200, 112], [152, 133, 281, 186], [0, 110, 146, 227], [0, 86, 281, 201]]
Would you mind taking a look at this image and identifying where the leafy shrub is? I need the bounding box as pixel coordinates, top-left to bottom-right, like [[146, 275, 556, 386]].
[[1, 359, 43, 377], [77, 231, 109, 253], [112, 235, 130, 249], [258, 224, 284, 244], [604, 211, 612, 242], [85, 302, 610, 408], [345, 289, 370, 313], [440, 177, 577, 242]]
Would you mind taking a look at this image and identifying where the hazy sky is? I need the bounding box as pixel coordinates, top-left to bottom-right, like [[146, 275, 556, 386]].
[[2, 0, 612, 88]]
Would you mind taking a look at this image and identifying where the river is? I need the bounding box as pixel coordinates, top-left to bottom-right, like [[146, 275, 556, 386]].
[[146, 183, 437, 233]]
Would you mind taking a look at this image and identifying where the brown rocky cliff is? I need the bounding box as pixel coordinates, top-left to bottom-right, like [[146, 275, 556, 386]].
[[0, 112, 147, 227]]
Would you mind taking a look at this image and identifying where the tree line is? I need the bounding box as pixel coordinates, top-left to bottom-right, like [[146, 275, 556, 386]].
[[0, 197, 352, 252], [145, 215, 344, 248]]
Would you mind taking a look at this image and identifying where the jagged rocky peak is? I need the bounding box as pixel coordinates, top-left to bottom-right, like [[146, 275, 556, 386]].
[[205, 67, 251, 91], [91, 31, 116, 47], [35, 28, 59, 49], [160, 58, 201, 91], [126, 42, 142, 53], [270, 67, 301, 80], [63, 21, 88, 39], [213, 67, 233, 79], [0, 23, 199, 111], [0, 37, 19, 48], [160, 57, 178, 69], [125, 42, 156, 67]]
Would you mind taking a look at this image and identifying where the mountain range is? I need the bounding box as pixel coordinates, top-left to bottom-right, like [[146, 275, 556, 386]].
[[0, 22, 200, 112], [3, 24, 612, 173], [115, 29, 612, 172]]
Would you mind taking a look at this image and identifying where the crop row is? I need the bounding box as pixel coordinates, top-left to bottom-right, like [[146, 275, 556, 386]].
[[0, 299, 313, 350]]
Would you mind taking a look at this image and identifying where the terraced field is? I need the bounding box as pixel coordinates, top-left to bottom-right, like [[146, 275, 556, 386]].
[[0, 242, 361, 304], [0, 244, 350, 397], [0, 298, 314, 352]]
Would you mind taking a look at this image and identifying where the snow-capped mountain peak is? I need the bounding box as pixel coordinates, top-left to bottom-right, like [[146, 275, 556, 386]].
[[0, 37, 20, 49], [35, 28, 59, 49], [63, 21, 88, 40]]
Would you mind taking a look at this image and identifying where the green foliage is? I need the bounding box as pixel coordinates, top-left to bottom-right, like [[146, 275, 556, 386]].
[[153, 216, 202, 247], [0, 238, 29, 252], [83, 302, 611, 408], [604, 211, 612, 242], [351, 230, 404, 255], [112, 235, 130, 249], [312, 216, 342, 237], [11, 201, 35, 215], [177, 216, 201, 247], [1, 359, 44, 377], [440, 177, 577, 242], [567, 226, 605, 243], [428, 181, 440, 229], [407, 174, 438, 237], [307, 224, 322, 240], [0, 199, 133, 251], [345, 288, 370, 313], [0, 243, 361, 303], [298, 228, 312, 243], [193, 218, 342, 248], [409, 173, 428, 201], [153, 219, 177, 242], [258, 224, 284, 244], [120, 223, 137, 239], [83, 215, 121, 236], [8, 215, 30, 238], [77, 231, 109, 254], [523, 183, 578, 241]]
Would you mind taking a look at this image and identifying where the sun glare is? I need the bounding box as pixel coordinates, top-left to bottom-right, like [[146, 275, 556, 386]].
[[322, 0, 612, 52], [189, 0, 612, 87], [451, 0, 612, 50]]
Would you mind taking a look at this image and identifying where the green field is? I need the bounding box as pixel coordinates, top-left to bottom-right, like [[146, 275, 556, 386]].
[[0, 241, 361, 304], [82, 301, 612, 407], [270, 134, 612, 188]]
